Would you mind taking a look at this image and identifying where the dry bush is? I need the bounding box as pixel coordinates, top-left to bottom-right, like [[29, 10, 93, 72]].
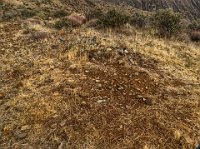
[[86, 8, 104, 20], [188, 19, 200, 31], [52, 9, 69, 18], [130, 12, 147, 28], [54, 19, 71, 29], [98, 10, 130, 28], [152, 9, 182, 38]]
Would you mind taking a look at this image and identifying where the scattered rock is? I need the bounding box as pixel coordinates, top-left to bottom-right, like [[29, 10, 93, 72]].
[[97, 100, 106, 104], [59, 37, 65, 42], [143, 145, 149, 149], [142, 98, 153, 105], [117, 49, 124, 55], [106, 48, 112, 52], [118, 60, 125, 65], [124, 49, 129, 54], [21, 125, 31, 131], [69, 64, 77, 70], [174, 130, 181, 141], [60, 120, 66, 127], [95, 80, 100, 83], [97, 84, 102, 88], [59, 141, 67, 149]]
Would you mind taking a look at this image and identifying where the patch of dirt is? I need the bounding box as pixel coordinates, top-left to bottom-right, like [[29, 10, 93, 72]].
[[0, 22, 199, 149]]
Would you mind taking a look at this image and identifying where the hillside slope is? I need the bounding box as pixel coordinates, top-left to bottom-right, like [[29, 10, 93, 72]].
[[0, 0, 200, 149], [103, 0, 200, 19]]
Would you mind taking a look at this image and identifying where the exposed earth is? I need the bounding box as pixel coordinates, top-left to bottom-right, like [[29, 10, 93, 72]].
[[0, 0, 200, 149]]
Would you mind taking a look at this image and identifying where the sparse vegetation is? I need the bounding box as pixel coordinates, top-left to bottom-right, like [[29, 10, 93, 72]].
[[152, 9, 182, 37], [86, 8, 104, 20], [54, 19, 71, 29], [98, 10, 130, 28], [130, 12, 147, 28], [0, 0, 200, 149], [19, 7, 37, 19], [188, 19, 200, 31], [52, 9, 69, 18], [41, 0, 52, 4]]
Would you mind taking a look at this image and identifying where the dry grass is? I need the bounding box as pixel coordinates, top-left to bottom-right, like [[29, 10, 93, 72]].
[[0, 18, 200, 149]]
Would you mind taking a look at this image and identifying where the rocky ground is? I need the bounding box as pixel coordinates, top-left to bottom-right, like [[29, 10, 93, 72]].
[[0, 16, 200, 149]]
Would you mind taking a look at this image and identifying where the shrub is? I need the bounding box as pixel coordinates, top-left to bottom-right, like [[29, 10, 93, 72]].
[[188, 19, 200, 31], [2, 11, 18, 21], [152, 9, 182, 37], [52, 10, 69, 18], [54, 19, 71, 29], [86, 8, 104, 20], [98, 10, 130, 28], [41, 0, 52, 4], [130, 12, 147, 28], [19, 8, 37, 19], [190, 31, 200, 42]]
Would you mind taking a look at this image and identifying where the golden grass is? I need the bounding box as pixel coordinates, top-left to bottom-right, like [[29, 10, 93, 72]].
[[0, 21, 199, 149]]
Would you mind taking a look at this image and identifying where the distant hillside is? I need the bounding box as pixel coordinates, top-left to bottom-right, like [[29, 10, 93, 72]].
[[103, 0, 200, 19]]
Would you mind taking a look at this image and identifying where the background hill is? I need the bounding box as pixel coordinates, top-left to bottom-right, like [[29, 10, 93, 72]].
[[103, 0, 200, 19]]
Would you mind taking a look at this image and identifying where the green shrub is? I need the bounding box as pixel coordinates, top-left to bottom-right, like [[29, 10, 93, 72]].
[[54, 19, 71, 29], [130, 12, 147, 28], [41, 0, 52, 4], [19, 8, 37, 19], [152, 9, 182, 37], [85, 0, 96, 6], [188, 19, 200, 31], [98, 10, 130, 28], [2, 11, 18, 21], [52, 10, 69, 18], [86, 8, 104, 20]]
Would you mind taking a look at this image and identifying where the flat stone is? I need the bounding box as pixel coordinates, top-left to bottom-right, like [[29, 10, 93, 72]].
[[95, 80, 100, 83], [21, 125, 31, 131], [97, 100, 106, 104]]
